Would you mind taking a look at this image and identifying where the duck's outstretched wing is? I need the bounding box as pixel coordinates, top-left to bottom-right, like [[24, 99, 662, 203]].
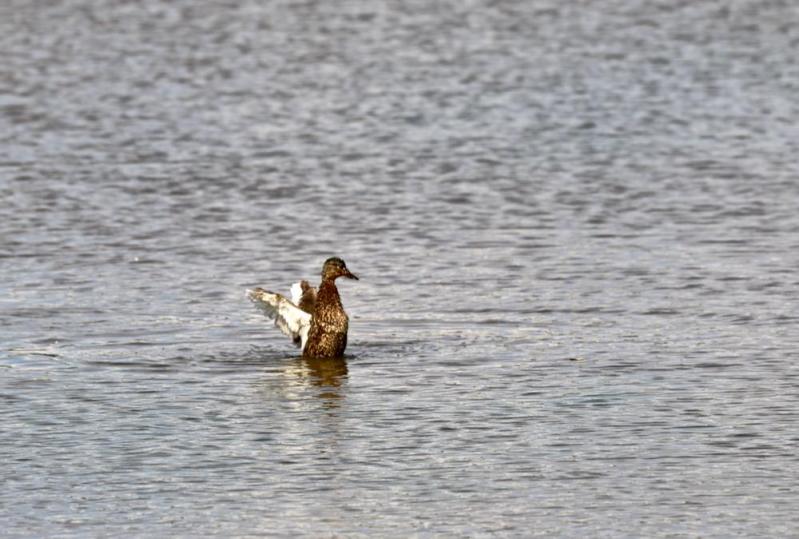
[[247, 287, 311, 349], [290, 282, 305, 305], [290, 280, 317, 315]]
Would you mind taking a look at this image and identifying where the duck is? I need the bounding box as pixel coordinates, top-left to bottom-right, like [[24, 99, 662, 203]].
[[247, 257, 359, 359]]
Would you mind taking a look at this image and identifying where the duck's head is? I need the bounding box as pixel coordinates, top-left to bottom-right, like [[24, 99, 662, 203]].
[[321, 257, 359, 281]]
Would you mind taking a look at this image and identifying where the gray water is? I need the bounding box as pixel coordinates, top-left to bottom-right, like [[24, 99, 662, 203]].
[[2, 0, 799, 536]]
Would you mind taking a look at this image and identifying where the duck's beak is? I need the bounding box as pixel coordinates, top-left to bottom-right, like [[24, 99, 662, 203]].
[[343, 268, 359, 280]]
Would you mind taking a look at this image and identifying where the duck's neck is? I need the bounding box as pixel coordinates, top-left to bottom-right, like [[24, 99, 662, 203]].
[[317, 279, 342, 304]]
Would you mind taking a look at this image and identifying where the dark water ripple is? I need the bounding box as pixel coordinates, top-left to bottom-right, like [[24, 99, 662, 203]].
[[2, 0, 799, 536]]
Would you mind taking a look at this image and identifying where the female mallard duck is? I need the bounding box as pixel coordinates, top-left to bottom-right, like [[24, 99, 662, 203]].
[[247, 257, 358, 359]]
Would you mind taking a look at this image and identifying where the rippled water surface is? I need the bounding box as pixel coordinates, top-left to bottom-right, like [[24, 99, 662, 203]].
[[3, 1, 799, 536]]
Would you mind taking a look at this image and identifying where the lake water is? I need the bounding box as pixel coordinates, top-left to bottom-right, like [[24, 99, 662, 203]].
[[2, 0, 799, 536]]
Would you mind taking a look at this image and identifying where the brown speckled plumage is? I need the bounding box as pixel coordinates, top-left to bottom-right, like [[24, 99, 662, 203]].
[[303, 257, 358, 359]]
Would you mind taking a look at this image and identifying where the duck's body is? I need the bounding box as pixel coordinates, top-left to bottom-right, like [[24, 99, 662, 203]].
[[247, 257, 358, 359], [304, 279, 349, 358]]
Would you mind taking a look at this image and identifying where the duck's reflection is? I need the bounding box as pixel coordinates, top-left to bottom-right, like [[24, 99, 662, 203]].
[[279, 356, 349, 409], [301, 356, 348, 387]]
